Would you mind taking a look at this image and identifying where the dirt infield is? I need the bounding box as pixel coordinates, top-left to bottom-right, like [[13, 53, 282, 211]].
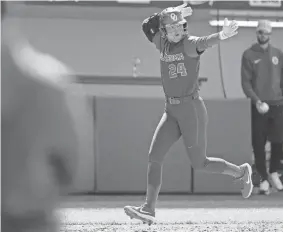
[[58, 194, 283, 232]]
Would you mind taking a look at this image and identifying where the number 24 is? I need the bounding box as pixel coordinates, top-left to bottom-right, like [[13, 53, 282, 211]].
[[168, 63, 187, 79]]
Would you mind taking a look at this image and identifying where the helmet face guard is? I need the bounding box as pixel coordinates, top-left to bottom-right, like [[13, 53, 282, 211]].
[[160, 8, 188, 42]]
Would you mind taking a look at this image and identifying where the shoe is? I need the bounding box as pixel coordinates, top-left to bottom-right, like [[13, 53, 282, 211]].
[[270, 172, 283, 191], [260, 180, 271, 195], [124, 204, 155, 225], [238, 163, 254, 198]]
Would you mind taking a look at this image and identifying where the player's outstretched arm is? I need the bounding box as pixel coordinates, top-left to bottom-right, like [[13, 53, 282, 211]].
[[142, 13, 161, 50], [184, 18, 239, 57]]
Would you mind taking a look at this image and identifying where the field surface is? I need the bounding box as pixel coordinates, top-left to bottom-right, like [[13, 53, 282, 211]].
[[59, 194, 283, 232]]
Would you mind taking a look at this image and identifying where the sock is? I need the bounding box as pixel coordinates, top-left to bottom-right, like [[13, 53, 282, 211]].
[[204, 157, 244, 178], [144, 162, 162, 211], [189, 146, 244, 179]]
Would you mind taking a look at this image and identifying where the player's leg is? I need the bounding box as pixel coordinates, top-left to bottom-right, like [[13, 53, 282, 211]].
[[251, 104, 270, 193], [124, 112, 181, 224], [268, 105, 283, 191], [145, 112, 182, 210], [179, 96, 253, 198]]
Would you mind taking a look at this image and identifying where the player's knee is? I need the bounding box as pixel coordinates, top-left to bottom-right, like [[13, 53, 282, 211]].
[[187, 146, 208, 170], [191, 158, 209, 170], [148, 150, 164, 165]]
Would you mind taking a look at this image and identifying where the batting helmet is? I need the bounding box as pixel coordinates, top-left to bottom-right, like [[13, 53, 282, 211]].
[[159, 7, 188, 38]]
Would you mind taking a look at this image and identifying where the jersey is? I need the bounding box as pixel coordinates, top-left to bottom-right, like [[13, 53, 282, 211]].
[[155, 33, 201, 97]]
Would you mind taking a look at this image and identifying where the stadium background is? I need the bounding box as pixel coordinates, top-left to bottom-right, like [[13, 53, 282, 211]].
[[5, 1, 283, 194]]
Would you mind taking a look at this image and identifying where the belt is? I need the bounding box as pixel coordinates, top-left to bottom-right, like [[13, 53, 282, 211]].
[[166, 93, 198, 105]]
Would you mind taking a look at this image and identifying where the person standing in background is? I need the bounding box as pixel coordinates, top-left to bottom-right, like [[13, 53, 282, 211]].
[[241, 20, 283, 195]]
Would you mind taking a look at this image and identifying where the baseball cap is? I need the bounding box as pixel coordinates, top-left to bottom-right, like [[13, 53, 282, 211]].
[[256, 20, 272, 33]]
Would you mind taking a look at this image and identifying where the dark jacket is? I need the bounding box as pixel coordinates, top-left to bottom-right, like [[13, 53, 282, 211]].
[[241, 43, 283, 105]]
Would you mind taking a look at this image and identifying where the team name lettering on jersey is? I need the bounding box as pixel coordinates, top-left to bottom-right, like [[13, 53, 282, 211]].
[[160, 52, 185, 62]]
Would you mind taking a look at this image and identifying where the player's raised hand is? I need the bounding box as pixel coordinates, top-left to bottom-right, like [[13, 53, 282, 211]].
[[184, 1, 214, 6], [175, 2, 193, 17], [219, 18, 239, 40]]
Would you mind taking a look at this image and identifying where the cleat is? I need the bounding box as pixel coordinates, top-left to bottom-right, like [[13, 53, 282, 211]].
[[237, 163, 254, 199], [124, 205, 155, 225], [270, 172, 283, 191], [259, 180, 271, 195]]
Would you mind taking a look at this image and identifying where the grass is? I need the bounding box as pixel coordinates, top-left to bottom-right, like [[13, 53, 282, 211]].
[[58, 195, 283, 232]]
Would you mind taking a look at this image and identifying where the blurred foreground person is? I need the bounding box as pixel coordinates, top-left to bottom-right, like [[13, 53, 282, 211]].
[[2, 2, 79, 231]]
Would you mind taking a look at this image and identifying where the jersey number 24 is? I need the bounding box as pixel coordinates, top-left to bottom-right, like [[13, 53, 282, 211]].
[[168, 63, 187, 79]]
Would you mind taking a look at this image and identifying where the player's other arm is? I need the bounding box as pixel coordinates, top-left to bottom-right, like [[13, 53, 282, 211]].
[[184, 33, 221, 57], [142, 13, 161, 50], [184, 18, 238, 57], [241, 51, 260, 104]]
